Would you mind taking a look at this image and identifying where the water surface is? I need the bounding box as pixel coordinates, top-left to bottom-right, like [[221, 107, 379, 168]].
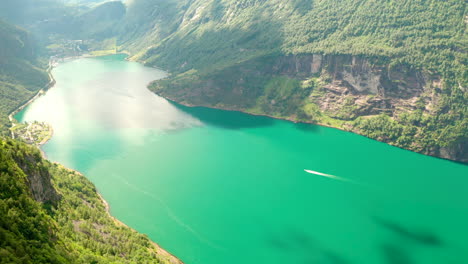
[[17, 55, 468, 264]]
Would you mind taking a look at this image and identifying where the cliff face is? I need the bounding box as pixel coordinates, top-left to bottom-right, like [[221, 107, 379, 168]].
[[274, 55, 425, 96], [275, 54, 428, 119], [10, 149, 60, 204], [152, 54, 430, 115], [151, 54, 467, 163]]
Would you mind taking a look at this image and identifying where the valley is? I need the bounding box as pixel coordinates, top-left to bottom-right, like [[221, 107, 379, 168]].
[[16, 54, 468, 264], [0, 0, 467, 263]]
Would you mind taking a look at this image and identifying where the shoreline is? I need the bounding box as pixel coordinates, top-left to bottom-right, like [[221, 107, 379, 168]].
[[97, 193, 184, 264], [155, 92, 466, 165], [55, 165, 184, 264], [154, 91, 353, 129], [8, 59, 56, 126], [14, 54, 185, 264]]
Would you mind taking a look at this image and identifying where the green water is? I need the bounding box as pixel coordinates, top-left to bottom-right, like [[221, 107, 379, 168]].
[[17, 55, 468, 264]]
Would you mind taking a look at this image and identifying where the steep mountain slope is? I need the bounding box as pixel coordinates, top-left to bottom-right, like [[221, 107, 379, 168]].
[[67, 1, 126, 40], [1, 0, 126, 49], [121, 0, 467, 162], [0, 138, 182, 264], [119, 0, 191, 54], [0, 19, 49, 134], [0, 0, 72, 26]]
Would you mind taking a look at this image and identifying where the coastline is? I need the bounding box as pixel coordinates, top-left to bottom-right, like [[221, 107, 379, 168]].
[[8, 59, 56, 126], [97, 192, 184, 264], [55, 165, 184, 264], [9, 51, 130, 126], [13, 54, 185, 264], [154, 91, 350, 129], [154, 92, 466, 165]]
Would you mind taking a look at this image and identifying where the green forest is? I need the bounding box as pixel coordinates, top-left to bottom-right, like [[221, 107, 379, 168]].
[[0, 20, 49, 134], [0, 138, 179, 264]]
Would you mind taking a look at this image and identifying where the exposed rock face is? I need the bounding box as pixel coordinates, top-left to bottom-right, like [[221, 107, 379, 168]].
[[284, 55, 428, 120], [272, 54, 425, 98], [433, 141, 468, 163], [11, 150, 60, 203], [311, 54, 322, 74]]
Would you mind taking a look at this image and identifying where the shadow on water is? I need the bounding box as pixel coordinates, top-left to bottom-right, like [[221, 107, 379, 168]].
[[169, 101, 275, 130], [373, 217, 443, 247], [381, 243, 414, 264], [293, 122, 321, 133], [266, 228, 350, 264]]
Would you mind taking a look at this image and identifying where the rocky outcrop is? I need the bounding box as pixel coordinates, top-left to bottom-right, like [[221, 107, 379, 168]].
[[11, 149, 60, 204], [271, 54, 426, 98], [430, 140, 468, 163]]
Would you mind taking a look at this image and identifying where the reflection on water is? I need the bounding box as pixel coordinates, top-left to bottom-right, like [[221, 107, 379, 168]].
[[18, 56, 202, 133]]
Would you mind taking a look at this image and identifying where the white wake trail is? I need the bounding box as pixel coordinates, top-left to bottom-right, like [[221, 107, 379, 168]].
[[304, 169, 355, 183]]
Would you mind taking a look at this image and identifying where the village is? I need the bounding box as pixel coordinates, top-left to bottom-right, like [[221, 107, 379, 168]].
[[10, 121, 53, 146]]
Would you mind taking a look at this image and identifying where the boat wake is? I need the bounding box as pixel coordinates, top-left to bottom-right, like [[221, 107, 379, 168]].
[[304, 169, 356, 184]]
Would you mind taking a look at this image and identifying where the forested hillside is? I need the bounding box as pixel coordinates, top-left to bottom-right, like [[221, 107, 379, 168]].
[[0, 138, 181, 264], [0, 19, 49, 134], [120, 0, 467, 162]]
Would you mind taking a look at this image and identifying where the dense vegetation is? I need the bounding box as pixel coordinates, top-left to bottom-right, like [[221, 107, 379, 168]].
[[0, 19, 49, 134], [0, 139, 65, 263], [124, 0, 466, 76], [0, 138, 180, 263], [121, 0, 467, 162]]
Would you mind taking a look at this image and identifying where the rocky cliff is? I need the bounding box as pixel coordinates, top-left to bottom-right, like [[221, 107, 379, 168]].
[[9, 145, 60, 203], [151, 54, 467, 163]]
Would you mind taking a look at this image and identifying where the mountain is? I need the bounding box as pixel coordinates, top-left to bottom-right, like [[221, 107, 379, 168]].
[[0, 0, 125, 47], [0, 19, 49, 134], [56, 1, 126, 40], [119, 0, 467, 162], [0, 138, 181, 264]]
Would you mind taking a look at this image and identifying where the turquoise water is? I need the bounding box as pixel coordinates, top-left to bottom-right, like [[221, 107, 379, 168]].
[[17, 55, 468, 264]]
